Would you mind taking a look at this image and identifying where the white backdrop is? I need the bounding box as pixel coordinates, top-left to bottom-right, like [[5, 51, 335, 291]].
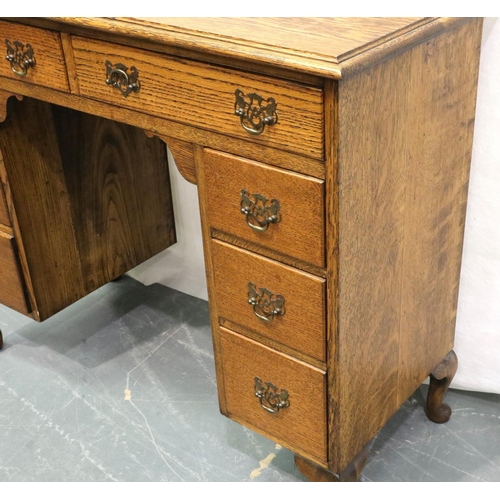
[[128, 18, 500, 394]]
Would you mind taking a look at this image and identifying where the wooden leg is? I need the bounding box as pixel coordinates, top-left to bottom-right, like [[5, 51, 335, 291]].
[[425, 350, 458, 423], [295, 443, 371, 482], [0, 329, 3, 349]]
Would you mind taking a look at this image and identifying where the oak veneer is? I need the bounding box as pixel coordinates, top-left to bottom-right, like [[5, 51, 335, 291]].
[[0, 20, 69, 92], [71, 36, 325, 160], [0, 96, 176, 321], [0, 176, 9, 226], [0, 17, 483, 481], [0, 230, 30, 315], [203, 149, 325, 268], [219, 327, 328, 465], [334, 19, 482, 468], [211, 239, 326, 363]]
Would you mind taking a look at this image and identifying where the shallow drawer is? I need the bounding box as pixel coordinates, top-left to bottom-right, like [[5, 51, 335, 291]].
[[220, 327, 327, 464], [0, 185, 9, 226], [0, 231, 30, 315], [212, 239, 326, 362], [0, 21, 69, 92], [71, 36, 324, 160], [204, 150, 325, 268]]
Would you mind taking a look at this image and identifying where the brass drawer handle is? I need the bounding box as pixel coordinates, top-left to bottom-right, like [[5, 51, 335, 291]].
[[234, 89, 278, 136], [105, 60, 141, 98], [240, 190, 281, 233], [248, 282, 285, 322], [254, 377, 290, 414], [5, 39, 36, 77]]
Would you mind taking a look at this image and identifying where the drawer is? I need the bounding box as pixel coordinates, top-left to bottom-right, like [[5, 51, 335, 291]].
[[204, 150, 325, 268], [220, 327, 327, 464], [212, 239, 326, 362], [71, 36, 324, 160], [0, 231, 30, 315], [0, 21, 69, 92], [0, 184, 9, 226]]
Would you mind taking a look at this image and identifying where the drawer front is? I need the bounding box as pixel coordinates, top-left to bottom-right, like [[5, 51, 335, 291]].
[[0, 185, 9, 226], [204, 150, 325, 268], [220, 327, 327, 463], [212, 239, 326, 362], [0, 231, 30, 315], [0, 21, 69, 92], [71, 37, 324, 160]]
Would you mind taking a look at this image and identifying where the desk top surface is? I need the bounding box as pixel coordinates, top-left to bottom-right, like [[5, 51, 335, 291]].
[[28, 17, 471, 79]]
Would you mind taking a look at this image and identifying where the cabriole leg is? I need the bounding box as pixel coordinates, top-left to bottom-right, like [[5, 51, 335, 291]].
[[425, 350, 458, 423]]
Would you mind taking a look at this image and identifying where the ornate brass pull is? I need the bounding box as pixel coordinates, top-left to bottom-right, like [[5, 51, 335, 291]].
[[5, 39, 36, 77], [234, 89, 278, 135], [105, 60, 141, 98], [240, 190, 281, 233], [254, 377, 290, 414], [248, 283, 285, 322]]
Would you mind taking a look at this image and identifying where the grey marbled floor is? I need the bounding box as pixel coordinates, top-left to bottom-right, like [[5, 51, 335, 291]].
[[0, 276, 499, 482]]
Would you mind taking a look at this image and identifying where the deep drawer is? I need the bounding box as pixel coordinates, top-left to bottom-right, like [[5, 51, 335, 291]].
[[71, 36, 324, 160], [219, 327, 328, 464], [204, 149, 325, 268], [0, 231, 30, 315], [0, 21, 69, 92], [212, 239, 326, 362]]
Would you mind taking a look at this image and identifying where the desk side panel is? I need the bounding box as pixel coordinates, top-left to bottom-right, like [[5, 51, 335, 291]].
[[334, 19, 482, 471]]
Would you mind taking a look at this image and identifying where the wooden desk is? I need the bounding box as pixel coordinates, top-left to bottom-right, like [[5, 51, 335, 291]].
[[0, 18, 483, 481]]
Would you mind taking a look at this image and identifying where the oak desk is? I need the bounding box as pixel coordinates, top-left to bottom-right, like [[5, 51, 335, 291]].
[[0, 18, 482, 481]]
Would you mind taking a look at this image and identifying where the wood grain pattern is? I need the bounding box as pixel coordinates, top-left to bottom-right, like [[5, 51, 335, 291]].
[[0, 176, 9, 227], [60, 32, 80, 94], [52, 104, 176, 294], [204, 149, 325, 268], [0, 145, 38, 315], [295, 441, 370, 482], [157, 135, 196, 184], [11, 18, 473, 80], [334, 19, 482, 470], [211, 229, 326, 278], [0, 97, 85, 321], [0, 16, 483, 478], [324, 78, 340, 473], [0, 230, 30, 315], [128, 18, 428, 64], [0, 75, 326, 180], [0, 97, 176, 320], [219, 317, 326, 371], [397, 20, 482, 404], [194, 144, 228, 416], [28, 17, 470, 80], [220, 327, 327, 464], [335, 54, 405, 468], [0, 21, 69, 92], [71, 36, 324, 160], [211, 239, 326, 362], [339, 18, 474, 79], [5, 18, 325, 86]]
